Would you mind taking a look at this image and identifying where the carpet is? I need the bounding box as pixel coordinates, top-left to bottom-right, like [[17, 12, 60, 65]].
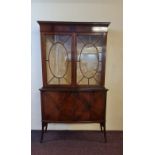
[[31, 130, 123, 155]]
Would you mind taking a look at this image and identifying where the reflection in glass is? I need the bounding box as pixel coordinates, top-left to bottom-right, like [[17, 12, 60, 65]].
[[46, 35, 71, 85], [77, 35, 104, 85], [79, 45, 99, 78]]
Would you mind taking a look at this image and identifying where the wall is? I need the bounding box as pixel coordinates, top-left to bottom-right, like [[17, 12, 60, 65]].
[[31, 0, 123, 130]]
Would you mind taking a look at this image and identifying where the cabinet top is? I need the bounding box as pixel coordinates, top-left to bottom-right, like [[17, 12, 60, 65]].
[[37, 21, 110, 27]]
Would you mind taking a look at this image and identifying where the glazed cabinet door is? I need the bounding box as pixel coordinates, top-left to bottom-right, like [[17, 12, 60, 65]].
[[44, 34, 72, 86], [76, 34, 106, 86]]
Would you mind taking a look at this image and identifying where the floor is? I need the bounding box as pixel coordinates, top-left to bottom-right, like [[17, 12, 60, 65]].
[[31, 130, 123, 155]]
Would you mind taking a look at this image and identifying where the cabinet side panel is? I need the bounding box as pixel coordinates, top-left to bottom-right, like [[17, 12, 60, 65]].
[[40, 33, 47, 86]]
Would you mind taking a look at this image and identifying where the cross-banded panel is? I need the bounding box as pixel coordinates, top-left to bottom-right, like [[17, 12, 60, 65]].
[[76, 35, 104, 85], [45, 35, 72, 85], [42, 91, 105, 121]]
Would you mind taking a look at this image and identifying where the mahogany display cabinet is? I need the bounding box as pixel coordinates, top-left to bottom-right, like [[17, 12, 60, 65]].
[[38, 21, 110, 142]]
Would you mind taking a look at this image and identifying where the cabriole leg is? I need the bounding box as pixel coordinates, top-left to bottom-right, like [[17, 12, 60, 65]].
[[100, 122, 107, 142], [40, 122, 46, 143], [100, 123, 103, 131], [103, 124, 107, 143]]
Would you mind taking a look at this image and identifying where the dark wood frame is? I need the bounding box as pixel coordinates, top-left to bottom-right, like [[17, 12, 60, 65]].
[[38, 21, 110, 143]]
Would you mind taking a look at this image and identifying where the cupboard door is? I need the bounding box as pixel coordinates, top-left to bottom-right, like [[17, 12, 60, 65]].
[[45, 34, 72, 85], [75, 92, 106, 121], [76, 34, 105, 86], [42, 91, 75, 121]]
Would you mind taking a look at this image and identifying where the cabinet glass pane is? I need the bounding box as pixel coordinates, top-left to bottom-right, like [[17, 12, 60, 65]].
[[46, 35, 71, 85], [76, 35, 104, 85]]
